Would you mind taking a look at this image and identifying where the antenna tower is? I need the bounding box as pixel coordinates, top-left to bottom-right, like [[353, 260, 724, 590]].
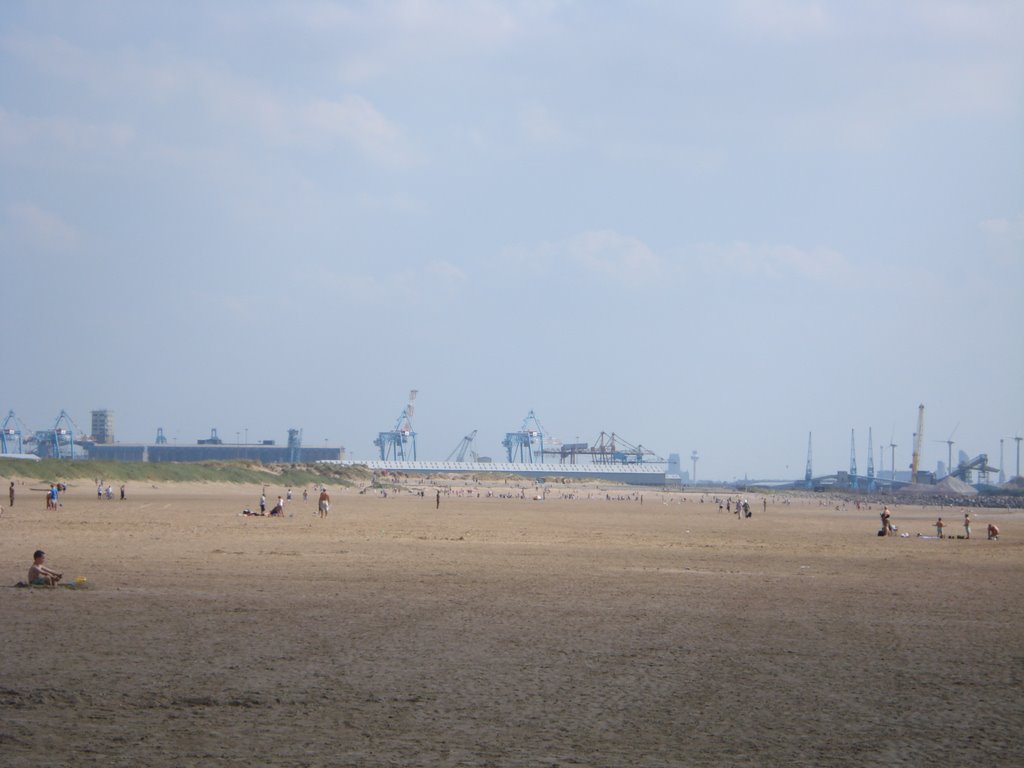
[[866, 427, 875, 481], [804, 432, 813, 487], [849, 429, 858, 489], [889, 427, 898, 482]]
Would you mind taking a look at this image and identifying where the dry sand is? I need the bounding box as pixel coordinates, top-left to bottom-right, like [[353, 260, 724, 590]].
[[2, 479, 1022, 767]]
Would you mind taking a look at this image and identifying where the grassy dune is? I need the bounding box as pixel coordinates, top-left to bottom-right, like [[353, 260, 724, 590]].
[[0, 457, 370, 487]]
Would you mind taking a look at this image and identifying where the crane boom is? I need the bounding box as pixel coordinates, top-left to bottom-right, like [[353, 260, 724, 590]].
[[910, 404, 925, 483]]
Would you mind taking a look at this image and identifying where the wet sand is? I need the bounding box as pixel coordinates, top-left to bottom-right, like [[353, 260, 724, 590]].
[[2, 481, 1022, 767]]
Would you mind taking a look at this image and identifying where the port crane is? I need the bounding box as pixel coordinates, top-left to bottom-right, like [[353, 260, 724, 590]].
[[374, 390, 418, 461], [502, 410, 547, 463], [446, 430, 478, 462], [1, 410, 27, 454], [35, 409, 79, 459], [589, 431, 660, 464]]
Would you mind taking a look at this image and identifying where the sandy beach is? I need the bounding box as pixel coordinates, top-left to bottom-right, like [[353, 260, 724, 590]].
[[2, 478, 1022, 767]]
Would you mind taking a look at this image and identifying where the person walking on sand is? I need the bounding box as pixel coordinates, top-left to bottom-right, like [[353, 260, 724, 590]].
[[935, 517, 944, 539], [436, 490, 441, 510], [963, 512, 971, 539], [9, 481, 14, 508], [318, 488, 330, 518]]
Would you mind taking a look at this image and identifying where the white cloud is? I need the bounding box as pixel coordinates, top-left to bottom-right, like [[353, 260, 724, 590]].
[[310, 259, 468, 311], [520, 104, 567, 146], [497, 230, 663, 289], [567, 231, 662, 285], [303, 96, 417, 167], [694, 241, 852, 282], [728, 0, 832, 41], [981, 213, 1024, 241], [6, 203, 80, 251], [425, 260, 468, 287], [911, 0, 1022, 43], [0, 107, 135, 154], [1, 33, 414, 168], [980, 213, 1024, 266]]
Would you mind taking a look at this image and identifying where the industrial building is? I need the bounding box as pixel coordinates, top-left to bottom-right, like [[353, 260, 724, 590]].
[[84, 441, 343, 463], [0, 409, 342, 464], [91, 409, 115, 444]]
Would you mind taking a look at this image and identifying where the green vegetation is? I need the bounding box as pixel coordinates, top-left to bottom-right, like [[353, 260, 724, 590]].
[[0, 458, 370, 487]]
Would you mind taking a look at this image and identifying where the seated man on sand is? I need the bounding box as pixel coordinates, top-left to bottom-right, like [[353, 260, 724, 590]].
[[28, 550, 62, 586], [988, 523, 1000, 540]]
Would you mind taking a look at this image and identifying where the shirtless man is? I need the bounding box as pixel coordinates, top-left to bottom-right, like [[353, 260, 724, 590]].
[[318, 488, 330, 518], [28, 550, 62, 586]]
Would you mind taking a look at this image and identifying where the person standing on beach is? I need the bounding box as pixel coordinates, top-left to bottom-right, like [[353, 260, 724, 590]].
[[9, 481, 14, 508], [881, 506, 893, 535], [260, 493, 266, 514], [935, 517, 944, 538], [963, 512, 971, 539], [120, 484, 125, 500], [436, 490, 441, 510], [318, 488, 330, 518]]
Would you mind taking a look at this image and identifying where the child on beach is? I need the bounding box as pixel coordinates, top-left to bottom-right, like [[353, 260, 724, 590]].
[[935, 517, 944, 538], [28, 550, 62, 586]]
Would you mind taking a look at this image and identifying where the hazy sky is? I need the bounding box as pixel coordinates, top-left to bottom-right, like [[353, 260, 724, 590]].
[[2, 1, 1022, 480]]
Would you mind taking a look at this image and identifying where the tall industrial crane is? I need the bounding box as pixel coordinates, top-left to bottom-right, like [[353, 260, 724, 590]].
[[588, 432, 660, 464], [374, 390, 418, 461], [446, 430, 478, 462], [503, 410, 547, 463], [1, 410, 27, 454], [35, 409, 79, 459], [910, 404, 925, 483]]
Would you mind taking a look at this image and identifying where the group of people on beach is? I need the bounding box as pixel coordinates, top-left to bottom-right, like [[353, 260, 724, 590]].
[[242, 486, 332, 518], [933, 512, 999, 540], [881, 506, 1000, 540], [96, 481, 125, 500]]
